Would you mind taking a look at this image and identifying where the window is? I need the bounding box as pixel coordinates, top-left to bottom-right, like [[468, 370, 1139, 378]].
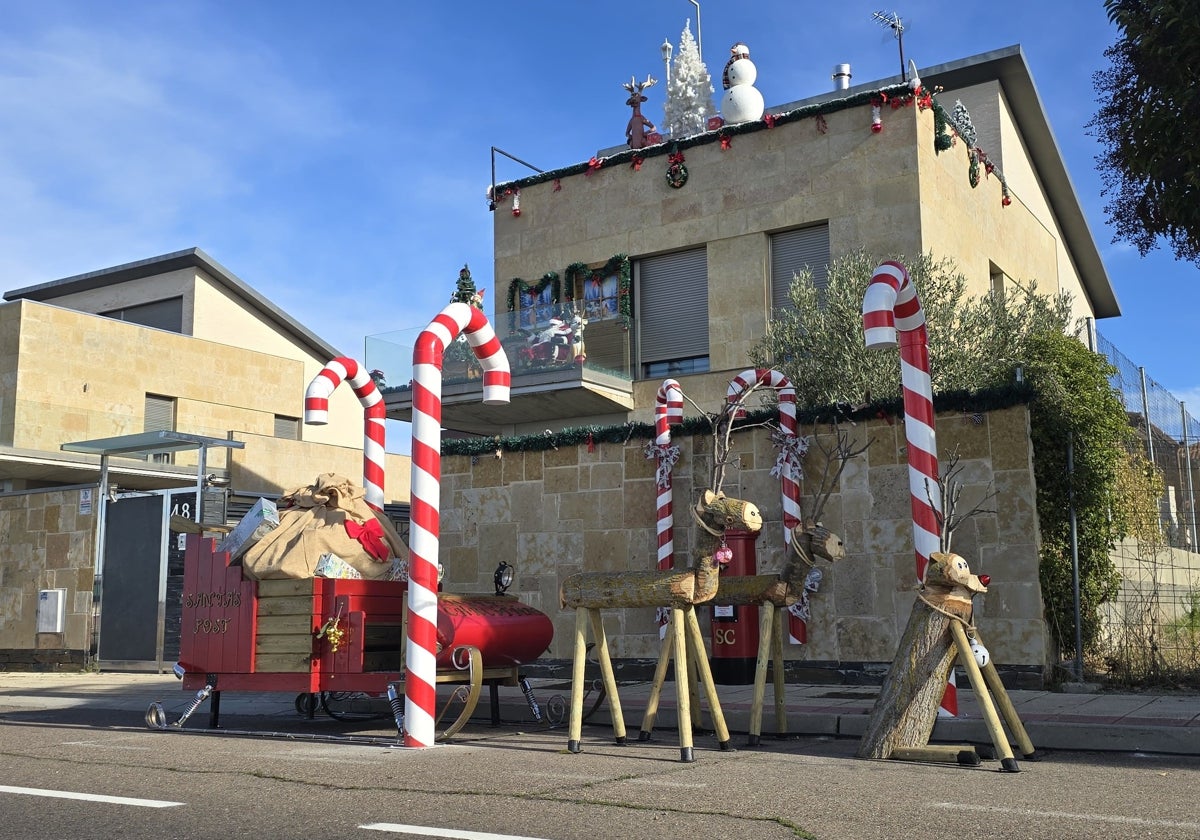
[[101, 297, 184, 332], [990, 263, 1009, 297], [770, 225, 830, 311], [637, 247, 708, 378], [144, 394, 176, 464], [274, 415, 300, 440]]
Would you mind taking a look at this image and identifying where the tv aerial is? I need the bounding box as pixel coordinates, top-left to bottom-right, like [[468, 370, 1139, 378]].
[[872, 10, 908, 81]]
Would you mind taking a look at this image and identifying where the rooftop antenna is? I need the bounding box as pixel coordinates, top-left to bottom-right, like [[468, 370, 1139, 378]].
[[688, 0, 703, 61], [872, 10, 907, 81]]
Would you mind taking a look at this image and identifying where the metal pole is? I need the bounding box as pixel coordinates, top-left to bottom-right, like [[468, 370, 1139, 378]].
[[1184, 402, 1198, 550], [1068, 432, 1084, 681], [1139, 366, 1155, 465]]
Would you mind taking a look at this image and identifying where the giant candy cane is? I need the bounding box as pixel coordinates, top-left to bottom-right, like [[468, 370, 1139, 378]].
[[304, 357, 386, 512], [647, 379, 683, 638], [862, 260, 941, 584], [726, 369, 803, 547], [407, 302, 510, 747]]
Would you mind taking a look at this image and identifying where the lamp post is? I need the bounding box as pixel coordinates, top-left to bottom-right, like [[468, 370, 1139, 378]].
[[661, 37, 672, 88]]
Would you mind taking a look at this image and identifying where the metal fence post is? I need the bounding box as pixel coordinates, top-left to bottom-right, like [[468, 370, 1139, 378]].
[[1184, 401, 1197, 551], [1068, 431, 1083, 680], [1139, 366, 1154, 465]]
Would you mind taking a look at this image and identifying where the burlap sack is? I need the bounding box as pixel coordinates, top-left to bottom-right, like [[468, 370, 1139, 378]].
[[241, 473, 408, 580]]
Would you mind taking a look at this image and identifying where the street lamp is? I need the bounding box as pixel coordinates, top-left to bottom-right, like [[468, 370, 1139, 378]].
[[661, 38, 672, 88]]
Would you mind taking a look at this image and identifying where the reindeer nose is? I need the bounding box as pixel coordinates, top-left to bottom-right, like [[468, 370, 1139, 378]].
[[978, 574, 991, 587]]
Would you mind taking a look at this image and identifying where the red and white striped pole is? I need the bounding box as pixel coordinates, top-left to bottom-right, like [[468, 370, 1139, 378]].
[[304, 357, 386, 512], [648, 379, 683, 638], [861, 260, 940, 584], [407, 302, 510, 747], [726, 369, 802, 547]]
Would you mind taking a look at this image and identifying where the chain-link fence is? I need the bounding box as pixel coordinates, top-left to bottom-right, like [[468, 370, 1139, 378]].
[[1093, 327, 1200, 686]]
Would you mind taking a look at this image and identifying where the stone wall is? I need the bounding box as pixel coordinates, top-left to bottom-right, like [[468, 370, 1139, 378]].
[[0, 487, 95, 669], [439, 404, 1051, 681]]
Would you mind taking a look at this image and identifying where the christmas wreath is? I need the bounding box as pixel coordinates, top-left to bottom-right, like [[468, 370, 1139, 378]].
[[665, 149, 688, 189]]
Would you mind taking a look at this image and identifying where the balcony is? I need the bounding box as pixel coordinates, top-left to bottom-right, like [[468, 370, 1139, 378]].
[[367, 302, 635, 433]]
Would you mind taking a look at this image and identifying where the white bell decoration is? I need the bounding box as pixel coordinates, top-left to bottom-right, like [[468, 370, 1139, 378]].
[[720, 43, 764, 124], [970, 638, 990, 668]]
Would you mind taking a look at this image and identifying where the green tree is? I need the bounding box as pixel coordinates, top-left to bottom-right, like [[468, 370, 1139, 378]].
[[1089, 0, 1200, 262], [751, 251, 1073, 406]]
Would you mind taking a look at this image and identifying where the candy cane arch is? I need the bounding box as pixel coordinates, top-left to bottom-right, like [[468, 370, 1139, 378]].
[[862, 260, 940, 583], [648, 379, 683, 638], [726, 369, 802, 547], [407, 302, 510, 747], [304, 357, 386, 512]]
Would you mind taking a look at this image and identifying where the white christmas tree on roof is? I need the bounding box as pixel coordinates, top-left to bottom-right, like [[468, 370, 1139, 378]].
[[664, 21, 716, 139]]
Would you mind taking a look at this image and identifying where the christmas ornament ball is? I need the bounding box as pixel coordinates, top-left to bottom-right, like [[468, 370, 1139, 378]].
[[970, 639, 990, 668], [726, 57, 757, 87], [721, 84, 765, 123]]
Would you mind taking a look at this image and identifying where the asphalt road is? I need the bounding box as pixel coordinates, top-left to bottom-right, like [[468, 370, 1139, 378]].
[[1, 705, 1198, 840]]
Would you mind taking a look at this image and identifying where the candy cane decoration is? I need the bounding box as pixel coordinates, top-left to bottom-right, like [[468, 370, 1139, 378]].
[[304, 357, 386, 512], [862, 260, 940, 584], [407, 302, 510, 747], [646, 379, 683, 638], [726, 369, 803, 548]]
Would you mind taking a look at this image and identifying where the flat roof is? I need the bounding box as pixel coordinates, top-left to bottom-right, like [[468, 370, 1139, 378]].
[[61, 431, 246, 457]]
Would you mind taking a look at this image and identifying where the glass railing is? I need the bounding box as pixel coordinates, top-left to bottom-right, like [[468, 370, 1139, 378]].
[[365, 303, 634, 394]]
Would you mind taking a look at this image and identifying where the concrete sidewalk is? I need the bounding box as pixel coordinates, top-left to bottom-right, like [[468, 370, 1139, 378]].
[[2, 670, 1199, 756]]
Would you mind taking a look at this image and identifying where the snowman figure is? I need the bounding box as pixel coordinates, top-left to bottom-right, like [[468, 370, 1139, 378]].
[[720, 42, 764, 124]]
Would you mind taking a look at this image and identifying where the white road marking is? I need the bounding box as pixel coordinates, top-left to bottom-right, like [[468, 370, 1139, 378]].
[[360, 824, 551, 840], [932, 802, 1200, 831], [0, 785, 183, 808]]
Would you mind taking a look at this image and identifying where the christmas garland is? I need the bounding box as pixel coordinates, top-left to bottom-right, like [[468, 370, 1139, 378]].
[[926, 94, 1013, 206], [564, 254, 632, 318], [489, 82, 915, 195], [506, 271, 564, 312], [440, 382, 1035, 456]]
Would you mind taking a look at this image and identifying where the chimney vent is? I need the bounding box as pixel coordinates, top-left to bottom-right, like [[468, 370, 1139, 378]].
[[832, 63, 852, 91]]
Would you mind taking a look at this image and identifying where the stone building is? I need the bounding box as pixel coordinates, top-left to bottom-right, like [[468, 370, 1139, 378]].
[[382, 46, 1120, 683], [0, 248, 411, 669]]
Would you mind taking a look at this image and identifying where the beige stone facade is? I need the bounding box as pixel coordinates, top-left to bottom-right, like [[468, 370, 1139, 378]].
[[0, 249, 413, 668], [439, 405, 1048, 675]]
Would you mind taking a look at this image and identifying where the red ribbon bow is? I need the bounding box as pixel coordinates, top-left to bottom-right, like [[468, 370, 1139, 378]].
[[668, 151, 685, 165], [763, 113, 776, 128], [344, 518, 389, 562], [631, 155, 644, 171], [586, 157, 602, 175], [719, 134, 732, 150]]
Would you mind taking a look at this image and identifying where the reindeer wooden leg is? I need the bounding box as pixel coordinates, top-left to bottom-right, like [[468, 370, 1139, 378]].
[[639, 623, 675, 741], [588, 608, 627, 745], [684, 606, 732, 751], [949, 621, 1018, 772], [671, 607, 695, 762], [748, 602, 774, 746], [980, 653, 1039, 760], [567, 607, 588, 753], [685, 637, 703, 730], [771, 607, 787, 738]]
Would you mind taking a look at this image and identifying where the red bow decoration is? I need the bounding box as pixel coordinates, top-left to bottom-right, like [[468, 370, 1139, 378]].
[[719, 134, 732, 150], [345, 518, 389, 562], [631, 155, 644, 171], [763, 113, 776, 128], [552, 179, 562, 192], [586, 157, 602, 175], [668, 150, 685, 165]]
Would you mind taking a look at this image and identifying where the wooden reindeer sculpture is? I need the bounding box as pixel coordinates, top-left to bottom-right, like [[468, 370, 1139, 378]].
[[653, 426, 865, 746], [623, 75, 658, 150], [560, 490, 762, 762], [859, 552, 1038, 772]]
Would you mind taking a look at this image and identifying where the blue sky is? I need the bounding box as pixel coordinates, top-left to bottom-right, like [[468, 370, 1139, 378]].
[[2, 2, 1194, 425]]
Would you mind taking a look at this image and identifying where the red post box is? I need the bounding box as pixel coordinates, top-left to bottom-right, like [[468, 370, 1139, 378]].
[[709, 528, 760, 684]]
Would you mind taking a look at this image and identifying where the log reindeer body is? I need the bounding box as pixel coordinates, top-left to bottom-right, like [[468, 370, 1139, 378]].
[[560, 493, 761, 610], [713, 523, 844, 607]]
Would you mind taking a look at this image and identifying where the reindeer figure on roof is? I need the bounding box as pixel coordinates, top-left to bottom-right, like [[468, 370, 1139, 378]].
[[623, 75, 658, 149]]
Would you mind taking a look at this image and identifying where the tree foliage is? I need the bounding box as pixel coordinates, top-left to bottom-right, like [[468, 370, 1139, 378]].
[[1089, 0, 1200, 262], [750, 250, 1074, 406]]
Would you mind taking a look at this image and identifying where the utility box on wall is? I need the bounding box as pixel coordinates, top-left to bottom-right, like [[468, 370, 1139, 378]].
[[37, 589, 67, 634]]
